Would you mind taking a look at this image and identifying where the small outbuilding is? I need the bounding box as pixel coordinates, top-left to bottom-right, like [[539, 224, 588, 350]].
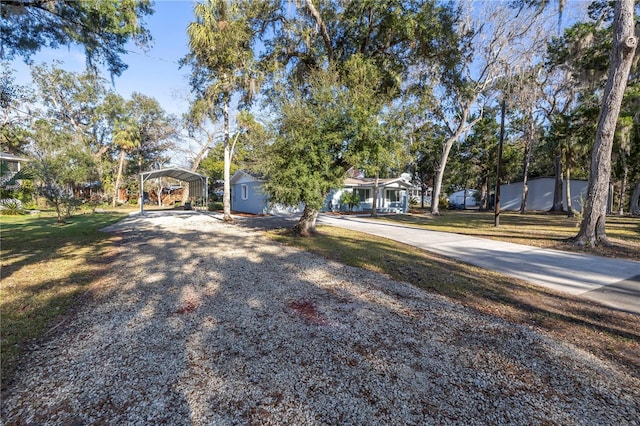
[[500, 177, 588, 212], [448, 189, 479, 209], [230, 170, 304, 215], [230, 170, 269, 214]]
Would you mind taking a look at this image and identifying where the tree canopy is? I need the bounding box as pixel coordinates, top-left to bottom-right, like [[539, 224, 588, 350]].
[[1, 0, 153, 76]]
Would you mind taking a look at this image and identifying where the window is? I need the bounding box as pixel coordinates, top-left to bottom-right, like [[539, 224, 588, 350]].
[[356, 188, 370, 202], [387, 190, 399, 203], [241, 184, 248, 200]]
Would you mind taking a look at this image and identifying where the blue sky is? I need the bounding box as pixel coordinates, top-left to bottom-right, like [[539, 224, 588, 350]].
[[11, 0, 197, 117]]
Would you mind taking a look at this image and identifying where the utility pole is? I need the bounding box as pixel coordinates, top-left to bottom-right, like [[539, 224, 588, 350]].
[[495, 98, 506, 227]]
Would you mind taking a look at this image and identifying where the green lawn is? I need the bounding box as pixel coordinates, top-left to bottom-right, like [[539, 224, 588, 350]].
[[0, 211, 126, 384], [376, 210, 640, 261]]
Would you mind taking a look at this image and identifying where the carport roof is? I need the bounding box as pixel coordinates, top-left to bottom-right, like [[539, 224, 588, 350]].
[[140, 167, 207, 182]]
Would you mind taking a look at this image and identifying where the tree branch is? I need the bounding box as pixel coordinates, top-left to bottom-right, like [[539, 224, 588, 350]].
[[304, 0, 334, 64]]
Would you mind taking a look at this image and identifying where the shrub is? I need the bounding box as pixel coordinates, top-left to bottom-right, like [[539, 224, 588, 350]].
[[340, 191, 360, 211], [62, 196, 82, 218], [439, 195, 449, 210], [0, 198, 24, 215], [84, 194, 106, 214], [208, 201, 223, 211]]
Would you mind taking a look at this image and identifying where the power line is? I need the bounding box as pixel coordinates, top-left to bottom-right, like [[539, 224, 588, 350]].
[[125, 49, 181, 65]]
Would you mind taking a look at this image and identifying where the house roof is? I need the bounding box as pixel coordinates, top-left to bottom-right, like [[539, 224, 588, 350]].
[[0, 152, 30, 162], [139, 167, 207, 183], [230, 170, 264, 184], [344, 177, 413, 189]]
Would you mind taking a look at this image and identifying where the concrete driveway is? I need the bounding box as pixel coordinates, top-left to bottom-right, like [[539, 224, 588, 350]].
[[317, 215, 640, 315]]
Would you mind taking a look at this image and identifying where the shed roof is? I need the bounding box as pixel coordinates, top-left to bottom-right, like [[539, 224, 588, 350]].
[[140, 167, 207, 182], [230, 170, 264, 184]]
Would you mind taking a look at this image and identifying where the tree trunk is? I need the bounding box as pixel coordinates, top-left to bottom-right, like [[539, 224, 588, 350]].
[[293, 204, 319, 236], [565, 163, 573, 217], [575, 0, 637, 246], [371, 171, 379, 217], [431, 105, 477, 215], [222, 99, 233, 223], [495, 98, 505, 227], [431, 140, 454, 215], [630, 180, 640, 215], [463, 184, 467, 210], [618, 152, 628, 215], [550, 154, 564, 212], [112, 150, 126, 208], [304, 0, 334, 64], [519, 123, 533, 214], [480, 176, 488, 210]]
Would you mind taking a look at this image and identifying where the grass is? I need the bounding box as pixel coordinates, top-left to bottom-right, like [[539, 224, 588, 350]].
[[269, 224, 640, 377], [379, 209, 640, 261], [0, 210, 126, 386]]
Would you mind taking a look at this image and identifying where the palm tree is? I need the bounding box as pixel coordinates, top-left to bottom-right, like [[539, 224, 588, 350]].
[[183, 0, 256, 223]]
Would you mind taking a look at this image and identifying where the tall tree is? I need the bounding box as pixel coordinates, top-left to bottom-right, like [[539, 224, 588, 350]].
[[339, 55, 406, 218], [508, 69, 544, 214], [105, 92, 176, 206], [183, 0, 256, 222], [254, 0, 460, 233], [457, 109, 500, 211], [424, 2, 551, 215], [575, 0, 637, 246], [262, 68, 348, 236], [408, 119, 444, 209], [105, 94, 139, 207], [29, 119, 94, 222], [30, 63, 108, 156], [0, 64, 33, 155], [544, 17, 612, 214], [1, 0, 153, 76]]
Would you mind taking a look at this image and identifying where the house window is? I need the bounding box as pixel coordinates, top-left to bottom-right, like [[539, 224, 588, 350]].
[[3, 161, 19, 172], [241, 184, 248, 200], [356, 188, 370, 202], [387, 190, 400, 203]]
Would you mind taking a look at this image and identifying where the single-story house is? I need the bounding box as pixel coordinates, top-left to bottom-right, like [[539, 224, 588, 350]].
[[1, 152, 30, 191], [500, 177, 588, 212], [0, 152, 29, 173], [230, 170, 303, 215], [230, 170, 412, 215], [325, 176, 413, 213]]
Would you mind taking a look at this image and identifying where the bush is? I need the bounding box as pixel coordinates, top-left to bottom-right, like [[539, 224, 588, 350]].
[[208, 201, 223, 211], [0, 198, 24, 215], [62, 196, 82, 218], [83, 194, 106, 214], [340, 191, 360, 211], [439, 195, 449, 210]]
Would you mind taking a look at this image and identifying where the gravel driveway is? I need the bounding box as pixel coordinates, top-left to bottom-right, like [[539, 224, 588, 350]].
[[2, 212, 639, 424]]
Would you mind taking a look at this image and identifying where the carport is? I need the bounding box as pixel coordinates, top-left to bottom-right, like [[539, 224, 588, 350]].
[[138, 168, 209, 214]]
